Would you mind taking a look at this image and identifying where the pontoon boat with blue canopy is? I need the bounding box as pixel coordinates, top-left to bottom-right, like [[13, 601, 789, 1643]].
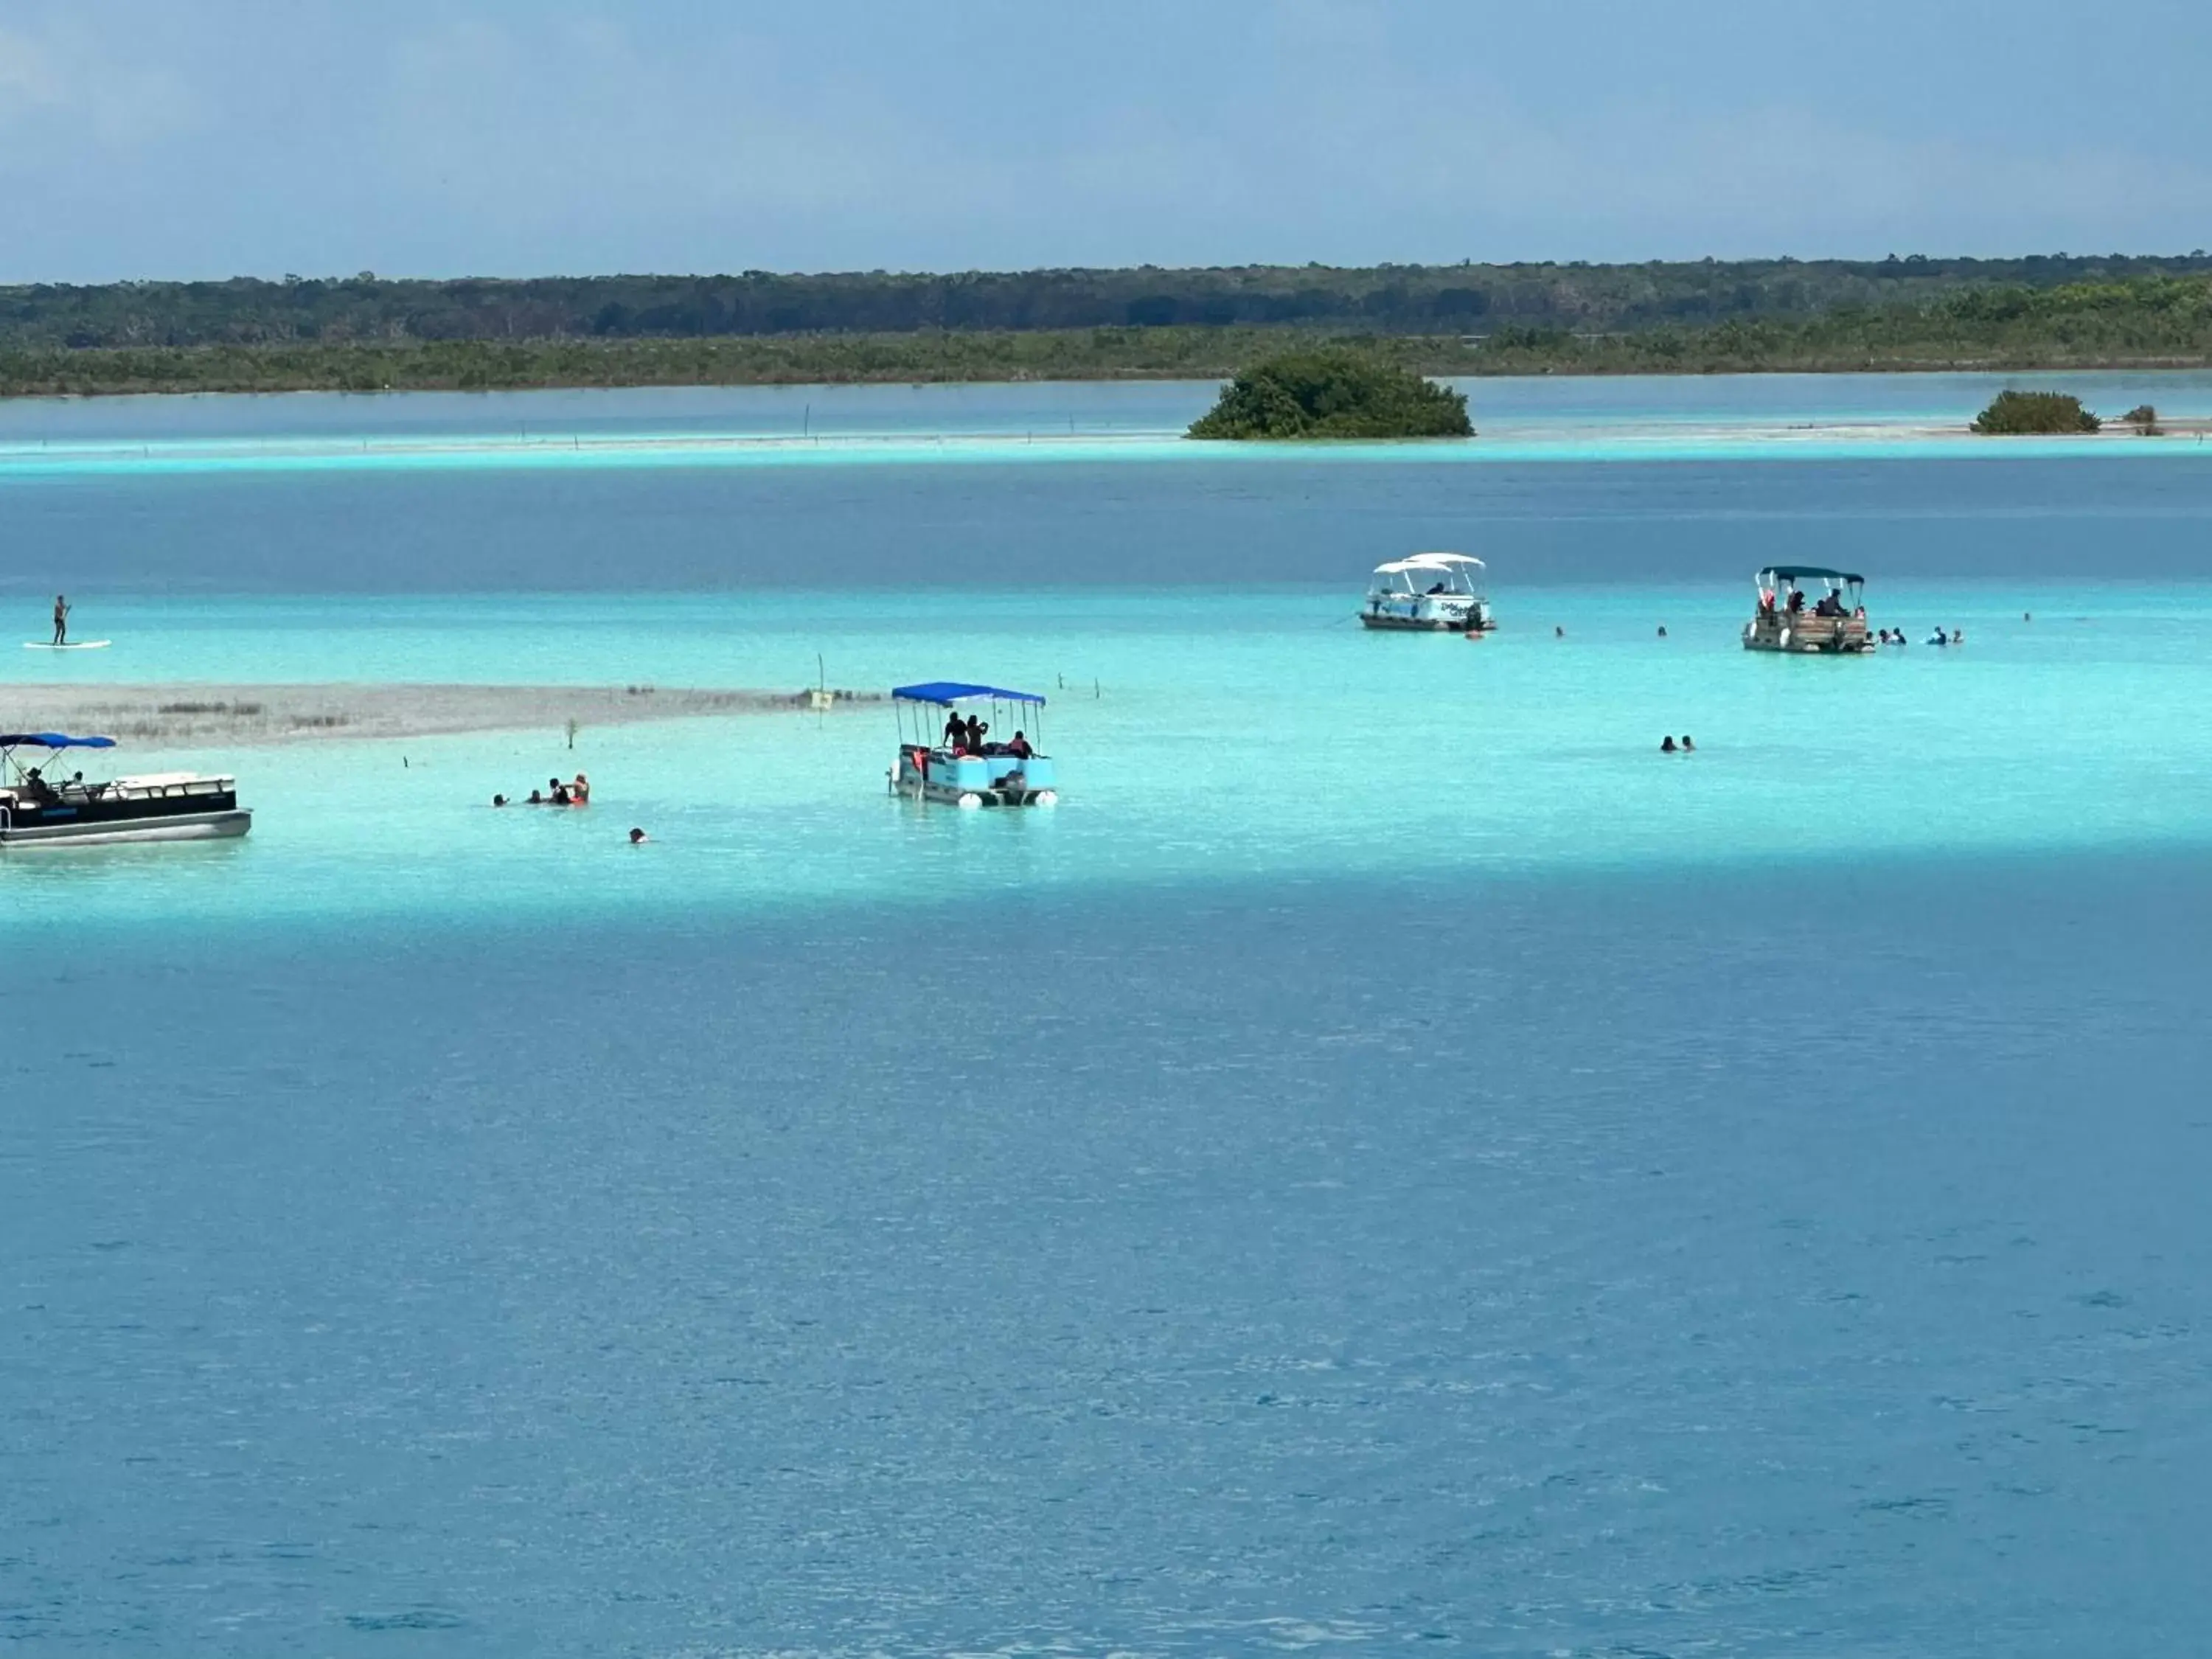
[[1, 731, 252, 847], [1744, 566, 1876, 655], [889, 683, 1058, 807]]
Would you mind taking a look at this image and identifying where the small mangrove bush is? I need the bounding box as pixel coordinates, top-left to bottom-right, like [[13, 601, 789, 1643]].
[[1972, 389, 2101, 434], [1188, 349, 1472, 440], [2121, 403, 2162, 435]]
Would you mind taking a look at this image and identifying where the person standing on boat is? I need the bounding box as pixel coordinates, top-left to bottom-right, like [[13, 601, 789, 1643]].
[[943, 710, 966, 750], [52, 594, 69, 646]]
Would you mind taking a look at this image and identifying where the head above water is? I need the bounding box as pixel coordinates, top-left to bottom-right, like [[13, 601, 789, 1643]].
[[629, 827, 647, 844]]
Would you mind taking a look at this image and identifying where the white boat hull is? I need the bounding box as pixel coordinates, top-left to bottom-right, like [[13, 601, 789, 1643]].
[[1360, 610, 1496, 632], [0, 809, 251, 847]]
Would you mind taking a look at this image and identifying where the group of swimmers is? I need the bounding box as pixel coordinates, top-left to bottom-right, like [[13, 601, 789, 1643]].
[[487, 772, 645, 842], [1870, 627, 1965, 645], [1660, 734, 1696, 754], [493, 773, 591, 808]]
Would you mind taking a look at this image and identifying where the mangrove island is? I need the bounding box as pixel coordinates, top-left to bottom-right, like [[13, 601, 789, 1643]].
[[1187, 350, 1472, 439], [1971, 390, 2102, 434]]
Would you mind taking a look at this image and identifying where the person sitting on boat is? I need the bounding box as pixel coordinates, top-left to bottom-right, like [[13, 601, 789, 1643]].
[[1426, 580, 1447, 594], [1006, 731, 1034, 759], [1786, 588, 1806, 614], [1813, 591, 1842, 618]]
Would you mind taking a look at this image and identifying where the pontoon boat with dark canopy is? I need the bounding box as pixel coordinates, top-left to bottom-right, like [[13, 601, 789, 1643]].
[[1744, 566, 1876, 654]]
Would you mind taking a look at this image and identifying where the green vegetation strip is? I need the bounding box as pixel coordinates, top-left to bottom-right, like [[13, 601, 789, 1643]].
[[3, 276, 2211, 396]]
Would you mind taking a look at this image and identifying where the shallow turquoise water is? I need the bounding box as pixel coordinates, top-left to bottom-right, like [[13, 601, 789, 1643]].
[[11, 582, 2212, 932], [5, 380, 2212, 1655]]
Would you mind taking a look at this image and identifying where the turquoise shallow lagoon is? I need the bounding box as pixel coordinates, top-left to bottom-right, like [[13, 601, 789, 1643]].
[[10, 582, 2212, 931], [4, 379, 2212, 1656]]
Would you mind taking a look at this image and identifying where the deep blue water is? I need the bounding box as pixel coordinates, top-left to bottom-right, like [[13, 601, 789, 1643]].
[[9, 860, 2211, 1655], [5, 380, 2212, 1655], [7, 453, 2212, 594]]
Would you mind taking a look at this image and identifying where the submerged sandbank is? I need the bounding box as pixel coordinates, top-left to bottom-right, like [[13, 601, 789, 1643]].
[[4, 414, 2211, 479], [0, 681, 878, 747]]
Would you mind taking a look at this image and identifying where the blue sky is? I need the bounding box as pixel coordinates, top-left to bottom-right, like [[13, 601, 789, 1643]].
[[2, 0, 2208, 282]]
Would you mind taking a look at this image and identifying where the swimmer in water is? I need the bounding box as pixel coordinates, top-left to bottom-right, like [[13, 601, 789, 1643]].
[[629, 827, 648, 844], [1680, 734, 1694, 751], [1660, 735, 1677, 754], [492, 793, 507, 807]]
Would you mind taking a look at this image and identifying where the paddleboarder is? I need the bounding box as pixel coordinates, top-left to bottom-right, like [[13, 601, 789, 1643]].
[[52, 594, 69, 646]]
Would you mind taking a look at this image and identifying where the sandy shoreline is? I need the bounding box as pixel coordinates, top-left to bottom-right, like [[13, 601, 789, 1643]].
[[0, 681, 878, 746]]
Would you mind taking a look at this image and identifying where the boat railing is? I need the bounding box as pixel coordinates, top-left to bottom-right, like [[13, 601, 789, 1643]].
[[110, 775, 236, 801]]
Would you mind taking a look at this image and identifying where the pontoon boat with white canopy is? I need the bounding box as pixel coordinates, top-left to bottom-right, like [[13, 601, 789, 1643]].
[[1360, 552, 1495, 632]]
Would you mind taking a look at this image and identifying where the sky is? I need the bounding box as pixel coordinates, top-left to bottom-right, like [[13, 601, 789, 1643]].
[[1, 0, 2209, 283]]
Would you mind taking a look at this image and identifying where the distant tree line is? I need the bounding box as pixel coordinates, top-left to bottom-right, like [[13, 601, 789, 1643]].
[[4, 254, 2212, 349], [4, 274, 2211, 397]]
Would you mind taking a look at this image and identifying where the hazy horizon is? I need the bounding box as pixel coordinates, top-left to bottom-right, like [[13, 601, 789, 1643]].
[[10, 251, 2212, 290], [3, 0, 2208, 285]]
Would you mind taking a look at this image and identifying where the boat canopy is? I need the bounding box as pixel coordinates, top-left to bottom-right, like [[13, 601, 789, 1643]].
[[891, 681, 1047, 708], [1407, 552, 1486, 570], [0, 732, 116, 749], [1759, 566, 1865, 585]]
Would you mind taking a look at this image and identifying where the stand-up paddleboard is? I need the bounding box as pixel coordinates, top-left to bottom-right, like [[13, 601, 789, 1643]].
[[23, 640, 111, 650]]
